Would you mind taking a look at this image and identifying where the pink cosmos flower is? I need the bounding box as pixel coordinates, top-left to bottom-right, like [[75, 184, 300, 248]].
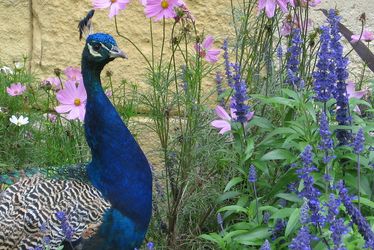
[[6, 83, 26, 96], [195, 36, 221, 63], [145, 0, 184, 21], [258, 0, 288, 18], [351, 29, 374, 43], [55, 80, 87, 122], [41, 77, 62, 90], [140, 0, 147, 6], [92, 0, 130, 18], [211, 105, 254, 135], [64, 67, 83, 83], [346, 81, 369, 114]]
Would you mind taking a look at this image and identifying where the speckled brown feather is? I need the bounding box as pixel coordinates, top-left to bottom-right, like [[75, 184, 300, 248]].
[[0, 175, 110, 249]]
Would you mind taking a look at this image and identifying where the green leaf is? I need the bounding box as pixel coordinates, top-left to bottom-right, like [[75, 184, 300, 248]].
[[271, 208, 295, 219], [275, 193, 302, 203], [218, 205, 247, 214], [249, 116, 274, 130], [217, 191, 241, 203], [285, 208, 300, 237], [281, 88, 300, 102], [199, 233, 222, 244], [234, 227, 272, 244], [260, 149, 294, 161], [224, 177, 243, 192], [352, 197, 374, 209]]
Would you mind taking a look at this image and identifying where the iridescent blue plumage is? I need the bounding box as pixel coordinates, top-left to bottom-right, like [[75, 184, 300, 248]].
[[87, 33, 117, 46], [81, 32, 152, 249]]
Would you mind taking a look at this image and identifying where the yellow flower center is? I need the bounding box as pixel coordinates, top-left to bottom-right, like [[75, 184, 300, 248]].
[[161, 0, 169, 9], [111, 0, 117, 3], [74, 98, 81, 106]]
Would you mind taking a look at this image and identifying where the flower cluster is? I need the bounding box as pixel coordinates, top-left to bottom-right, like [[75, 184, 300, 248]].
[[215, 72, 225, 106], [313, 26, 336, 103], [353, 128, 365, 154], [230, 64, 250, 123], [222, 39, 233, 87], [337, 181, 374, 248], [297, 145, 325, 226], [328, 10, 351, 145], [286, 29, 303, 89], [289, 226, 312, 250], [248, 165, 257, 183], [318, 112, 334, 164], [325, 193, 348, 249]]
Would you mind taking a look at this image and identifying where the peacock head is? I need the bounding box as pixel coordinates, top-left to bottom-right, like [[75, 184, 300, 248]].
[[83, 33, 127, 66]]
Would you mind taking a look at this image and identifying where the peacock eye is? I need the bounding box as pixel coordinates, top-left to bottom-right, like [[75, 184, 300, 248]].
[[92, 43, 102, 51]]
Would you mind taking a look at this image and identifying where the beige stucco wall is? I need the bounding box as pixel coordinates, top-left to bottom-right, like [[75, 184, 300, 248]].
[[1, 1, 373, 84]]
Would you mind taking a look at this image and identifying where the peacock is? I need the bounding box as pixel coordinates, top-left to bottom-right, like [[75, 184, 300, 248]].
[[0, 10, 152, 250]]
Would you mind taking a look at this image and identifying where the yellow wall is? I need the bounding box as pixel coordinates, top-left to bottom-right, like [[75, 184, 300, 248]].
[[1, 0, 373, 84]]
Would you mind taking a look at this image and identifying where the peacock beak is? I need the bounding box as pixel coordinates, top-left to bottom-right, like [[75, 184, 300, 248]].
[[109, 46, 128, 59]]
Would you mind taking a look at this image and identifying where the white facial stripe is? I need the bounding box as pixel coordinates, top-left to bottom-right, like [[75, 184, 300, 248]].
[[87, 44, 102, 58], [100, 43, 111, 52]]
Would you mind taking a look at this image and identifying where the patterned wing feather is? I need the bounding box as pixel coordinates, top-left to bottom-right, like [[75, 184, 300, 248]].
[[0, 175, 110, 249]]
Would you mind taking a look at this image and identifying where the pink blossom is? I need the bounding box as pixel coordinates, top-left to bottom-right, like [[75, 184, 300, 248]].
[[92, 0, 130, 18], [41, 77, 61, 90], [6, 83, 26, 96], [346, 81, 369, 114], [145, 0, 184, 21], [211, 105, 254, 135], [351, 29, 374, 43], [64, 67, 83, 83], [258, 0, 288, 18], [195, 36, 221, 63], [55, 80, 87, 122]]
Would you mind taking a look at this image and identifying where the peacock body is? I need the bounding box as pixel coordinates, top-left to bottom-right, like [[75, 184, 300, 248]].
[[0, 10, 152, 250]]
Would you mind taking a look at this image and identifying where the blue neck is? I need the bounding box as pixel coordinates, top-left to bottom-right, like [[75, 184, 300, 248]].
[[81, 59, 152, 248]]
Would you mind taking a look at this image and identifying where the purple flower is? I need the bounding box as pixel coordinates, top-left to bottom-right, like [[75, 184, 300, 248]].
[[260, 239, 271, 250], [297, 146, 325, 226], [215, 72, 225, 106], [313, 26, 336, 103], [353, 128, 365, 154], [271, 219, 286, 240], [300, 202, 310, 225], [326, 194, 348, 249], [318, 112, 334, 164], [248, 165, 257, 183], [230, 63, 250, 123], [337, 181, 374, 248], [222, 39, 233, 87], [263, 212, 271, 224], [328, 10, 351, 146], [289, 226, 312, 250], [286, 29, 303, 89]]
